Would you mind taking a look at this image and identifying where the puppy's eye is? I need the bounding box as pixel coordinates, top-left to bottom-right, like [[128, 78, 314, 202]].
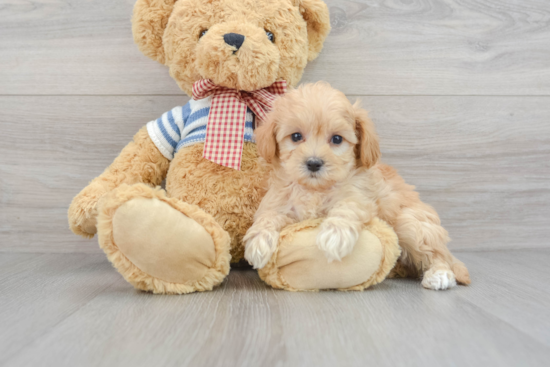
[[291, 133, 303, 142], [266, 30, 275, 43], [200, 29, 208, 39], [331, 135, 343, 145]]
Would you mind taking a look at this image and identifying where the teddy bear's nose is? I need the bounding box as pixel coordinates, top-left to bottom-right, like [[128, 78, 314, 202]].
[[224, 33, 245, 50]]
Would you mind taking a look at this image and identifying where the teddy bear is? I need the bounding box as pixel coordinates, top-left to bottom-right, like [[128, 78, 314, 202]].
[[68, 0, 401, 294]]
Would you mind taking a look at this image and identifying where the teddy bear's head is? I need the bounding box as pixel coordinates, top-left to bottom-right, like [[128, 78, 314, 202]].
[[132, 0, 330, 95]]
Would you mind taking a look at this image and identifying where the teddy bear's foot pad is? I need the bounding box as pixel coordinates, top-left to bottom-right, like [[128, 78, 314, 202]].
[[112, 198, 216, 284], [284, 229, 383, 290], [259, 218, 401, 291], [96, 184, 231, 294]]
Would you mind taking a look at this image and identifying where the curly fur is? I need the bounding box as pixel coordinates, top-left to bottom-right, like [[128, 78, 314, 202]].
[[68, 0, 331, 294], [248, 82, 471, 290], [167, 143, 271, 262], [132, 0, 330, 94]]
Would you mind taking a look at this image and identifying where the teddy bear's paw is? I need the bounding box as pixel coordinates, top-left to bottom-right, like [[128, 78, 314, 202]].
[[258, 220, 402, 291], [110, 198, 217, 284], [68, 209, 97, 239], [316, 217, 359, 263], [244, 229, 279, 269], [96, 184, 231, 294], [421, 267, 457, 291], [68, 184, 107, 238]]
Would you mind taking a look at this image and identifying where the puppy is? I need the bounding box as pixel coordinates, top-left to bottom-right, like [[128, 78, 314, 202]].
[[244, 82, 471, 290]]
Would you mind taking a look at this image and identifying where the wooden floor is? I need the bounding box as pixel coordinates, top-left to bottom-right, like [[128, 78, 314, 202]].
[[1, 250, 549, 367]]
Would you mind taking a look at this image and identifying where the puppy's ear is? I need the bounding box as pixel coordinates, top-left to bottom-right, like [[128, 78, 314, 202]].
[[354, 101, 381, 168], [132, 0, 178, 64], [294, 0, 331, 61], [255, 117, 278, 164]]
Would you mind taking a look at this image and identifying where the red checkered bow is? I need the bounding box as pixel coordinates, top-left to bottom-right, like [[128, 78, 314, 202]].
[[192, 79, 287, 170]]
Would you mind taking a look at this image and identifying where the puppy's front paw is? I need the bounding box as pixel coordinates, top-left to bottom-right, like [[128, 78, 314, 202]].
[[317, 218, 359, 263], [244, 230, 280, 269], [421, 268, 457, 290]]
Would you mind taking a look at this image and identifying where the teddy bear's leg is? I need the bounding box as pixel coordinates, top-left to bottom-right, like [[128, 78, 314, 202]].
[[96, 183, 231, 294], [258, 218, 401, 291]]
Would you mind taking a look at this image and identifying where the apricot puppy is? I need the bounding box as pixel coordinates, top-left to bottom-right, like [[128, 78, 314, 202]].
[[244, 82, 470, 290]]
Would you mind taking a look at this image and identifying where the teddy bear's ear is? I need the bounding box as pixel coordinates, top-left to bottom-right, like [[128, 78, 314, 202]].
[[132, 0, 178, 64], [294, 0, 331, 61]]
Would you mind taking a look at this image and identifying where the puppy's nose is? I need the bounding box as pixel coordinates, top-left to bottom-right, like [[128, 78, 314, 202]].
[[306, 158, 324, 172], [224, 33, 245, 50]]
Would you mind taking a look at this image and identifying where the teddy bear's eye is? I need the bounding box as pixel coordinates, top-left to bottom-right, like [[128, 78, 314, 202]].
[[291, 133, 303, 142], [266, 31, 275, 43], [200, 29, 208, 39]]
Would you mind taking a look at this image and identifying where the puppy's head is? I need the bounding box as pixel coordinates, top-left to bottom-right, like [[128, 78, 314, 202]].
[[256, 82, 380, 189]]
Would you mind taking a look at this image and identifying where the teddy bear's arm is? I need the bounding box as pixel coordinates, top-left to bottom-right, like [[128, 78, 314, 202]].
[[68, 126, 170, 238]]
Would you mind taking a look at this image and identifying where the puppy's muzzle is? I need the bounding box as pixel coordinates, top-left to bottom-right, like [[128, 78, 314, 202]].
[[306, 158, 324, 172]]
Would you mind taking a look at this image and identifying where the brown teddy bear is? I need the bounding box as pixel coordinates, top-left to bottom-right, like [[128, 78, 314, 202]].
[[68, 0, 400, 294]]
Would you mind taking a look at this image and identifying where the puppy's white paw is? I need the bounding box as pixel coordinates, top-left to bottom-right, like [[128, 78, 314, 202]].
[[244, 230, 279, 269], [316, 218, 359, 263], [422, 268, 457, 290]]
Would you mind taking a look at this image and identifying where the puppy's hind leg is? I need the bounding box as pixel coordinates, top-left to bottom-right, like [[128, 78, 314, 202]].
[[393, 203, 471, 290]]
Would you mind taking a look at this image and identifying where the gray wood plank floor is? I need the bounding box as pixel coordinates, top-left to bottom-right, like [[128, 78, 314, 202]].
[[1, 251, 549, 367]]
